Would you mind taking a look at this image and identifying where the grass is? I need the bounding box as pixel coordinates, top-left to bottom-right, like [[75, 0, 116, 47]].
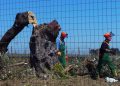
[[0, 55, 120, 86]]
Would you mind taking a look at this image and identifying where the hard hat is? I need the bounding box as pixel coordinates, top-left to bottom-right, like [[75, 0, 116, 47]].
[[61, 32, 68, 38], [104, 32, 115, 38]]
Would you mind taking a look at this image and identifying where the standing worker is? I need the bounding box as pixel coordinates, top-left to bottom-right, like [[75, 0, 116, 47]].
[[97, 32, 117, 78], [56, 32, 68, 68]]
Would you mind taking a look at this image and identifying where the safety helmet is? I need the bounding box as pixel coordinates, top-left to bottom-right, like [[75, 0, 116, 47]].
[[104, 32, 115, 38], [61, 32, 68, 38]]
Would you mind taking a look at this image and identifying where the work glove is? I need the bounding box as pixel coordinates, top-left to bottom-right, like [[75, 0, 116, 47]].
[[57, 51, 61, 56]]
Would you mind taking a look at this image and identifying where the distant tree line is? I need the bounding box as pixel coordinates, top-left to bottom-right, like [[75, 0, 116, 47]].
[[89, 48, 120, 55]]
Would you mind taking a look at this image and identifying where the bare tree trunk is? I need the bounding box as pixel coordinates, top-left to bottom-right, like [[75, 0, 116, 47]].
[[0, 25, 25, 52], [0, 11, 37, 71]]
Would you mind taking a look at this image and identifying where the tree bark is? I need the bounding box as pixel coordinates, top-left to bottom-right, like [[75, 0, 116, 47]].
[[0, 11, 37, 71], [0, 11, 37, 53], [29, 20, 61, 77]]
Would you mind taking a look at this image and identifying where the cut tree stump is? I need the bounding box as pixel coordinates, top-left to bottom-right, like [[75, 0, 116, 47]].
[[29, 20, 61, 77]]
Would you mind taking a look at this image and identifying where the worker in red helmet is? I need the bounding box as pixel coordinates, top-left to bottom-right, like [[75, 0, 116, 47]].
[[97, 32, 117, 78], [56, 32, 68, 68]]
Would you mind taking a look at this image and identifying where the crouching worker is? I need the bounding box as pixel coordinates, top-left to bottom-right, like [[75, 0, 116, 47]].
[[97, 32, 117, 78], [56, 32, 68, 68]]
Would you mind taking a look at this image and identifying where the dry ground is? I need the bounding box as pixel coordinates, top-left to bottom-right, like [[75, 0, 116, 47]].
[[0, 75, 120, 86], [0, 57, 120, 86]]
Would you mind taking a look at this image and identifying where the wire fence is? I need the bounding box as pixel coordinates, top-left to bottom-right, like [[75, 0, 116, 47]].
[[0, 0, 120, 86], [0, 0, 120, 55]]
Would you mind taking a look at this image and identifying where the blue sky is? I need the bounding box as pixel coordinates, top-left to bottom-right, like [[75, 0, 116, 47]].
[[0, 0, 120, 54]]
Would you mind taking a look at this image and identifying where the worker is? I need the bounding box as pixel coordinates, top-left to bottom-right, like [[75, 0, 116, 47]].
[[97, 32, 117, 78], [56, 32, 68, 68]]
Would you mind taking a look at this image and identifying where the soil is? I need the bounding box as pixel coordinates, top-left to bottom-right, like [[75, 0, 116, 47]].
[[0, 75, 120, 86]]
